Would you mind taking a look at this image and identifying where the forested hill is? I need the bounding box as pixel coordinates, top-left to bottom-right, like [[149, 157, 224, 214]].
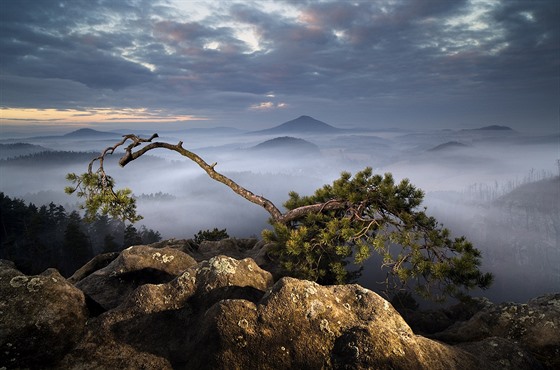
[[0, 143, 51, 159], [0, 150, 167, 166], [494, 176, 559, 212]]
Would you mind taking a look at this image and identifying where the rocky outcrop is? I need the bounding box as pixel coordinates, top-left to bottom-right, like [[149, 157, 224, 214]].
[[397, 296, 494, 335], [0, 261, 87, 368], [73, 245, 198, 310], [1, 240, 557, 369], [57, 255, 273, 369], [431, 294, 560, 369]]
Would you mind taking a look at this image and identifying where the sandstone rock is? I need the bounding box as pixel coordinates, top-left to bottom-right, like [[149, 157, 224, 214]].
[[198, 238, 259, 259], [185, 277, 483, 370], [74, 245, 197, 310], [458, 337, 545, 369], [67, 252, 119, 284], [4, 245, 555, 369], [146, 238, 281, 280], [0, 262, 87, 368], [399, 296, 493, 335], [431, 293, 560, 368], [59, 255, 273, 369]]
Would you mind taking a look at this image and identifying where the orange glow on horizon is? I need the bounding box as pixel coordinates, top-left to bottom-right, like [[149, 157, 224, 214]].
[[0, 107, 207, 125]]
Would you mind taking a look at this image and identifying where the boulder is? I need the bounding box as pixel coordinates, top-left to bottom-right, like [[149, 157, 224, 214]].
[[431, 293, 560, 368], [197, 238, 259, 260], [60, 256, 489, 370], [186, 277, 484, 370], [398, 296, 494, 335], [3, 245, 555, 369], [74, 245, 197, 310], [67, 252, 119, 284], [154, 238, 277, 274], [458, 337, 545, 369], [0, 261, 87, 368], [58, 255, 273, 369]]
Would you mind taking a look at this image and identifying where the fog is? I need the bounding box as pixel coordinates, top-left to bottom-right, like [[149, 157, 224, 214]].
[[1, 125, 558, 304]]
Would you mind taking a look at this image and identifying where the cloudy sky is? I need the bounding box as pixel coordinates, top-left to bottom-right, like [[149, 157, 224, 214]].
[[1, 0, 558, 133]]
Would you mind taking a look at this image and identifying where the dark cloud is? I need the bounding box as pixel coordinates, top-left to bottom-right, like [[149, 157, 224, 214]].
[[0, 0, 557, 132]]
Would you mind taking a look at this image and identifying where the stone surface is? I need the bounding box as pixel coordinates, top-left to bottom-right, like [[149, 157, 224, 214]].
[[74, 245, 197, 310], [431, 293, 560, 369], [67, 252, 119, 284], [186, 277, 483, 370], [398, 297, 494, 335], [458, 337, 545, 369], [58, 255, 273, 369], [154, 238, 279, 277], [2, 242, 556, 369], [0, 262, 87, 368]]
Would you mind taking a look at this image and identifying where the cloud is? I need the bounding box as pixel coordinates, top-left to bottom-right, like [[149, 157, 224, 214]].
[[249, 101, 288, 111], [0, 0, 557, 132]]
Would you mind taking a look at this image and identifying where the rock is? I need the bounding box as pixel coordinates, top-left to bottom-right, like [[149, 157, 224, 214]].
[[431, 293, 560, 369], [458, 337, 545, 369], [198, 238, 259, 260], [58, 255, 273, 369], [0, 263, 87, 368], [67, 252, 119, 284], [144, 238, 281, 280], [186, 277, 485, 370], [65, 259, 487, 370], [398, 296, 494, 335], [3, 243, 556, 369], [74, 245, 197, 310]]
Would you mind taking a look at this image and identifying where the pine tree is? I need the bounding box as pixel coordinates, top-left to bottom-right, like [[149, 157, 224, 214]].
[[123, 224, 143, 248], [67, 134, 494, 300], [62, 211, 92, 276]]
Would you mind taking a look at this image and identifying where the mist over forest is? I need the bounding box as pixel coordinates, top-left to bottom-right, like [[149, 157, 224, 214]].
[[1, 116, 558, 304]]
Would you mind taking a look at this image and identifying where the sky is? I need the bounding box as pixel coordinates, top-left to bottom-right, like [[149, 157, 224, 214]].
[[0, 0, 559, 134]]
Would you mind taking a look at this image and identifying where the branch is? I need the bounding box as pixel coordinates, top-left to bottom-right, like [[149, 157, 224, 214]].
[[278, 201, 350, 224], [115, 136, 285, 222], [89, 134, 358, 225]]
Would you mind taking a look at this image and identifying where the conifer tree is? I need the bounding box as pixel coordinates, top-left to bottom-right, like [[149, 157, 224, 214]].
[[66, 134, 493, 300]]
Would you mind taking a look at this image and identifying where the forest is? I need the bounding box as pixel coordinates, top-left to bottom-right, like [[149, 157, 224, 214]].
[[0, 193, 161, 276]]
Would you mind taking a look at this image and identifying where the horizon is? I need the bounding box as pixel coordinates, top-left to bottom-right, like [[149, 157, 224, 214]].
[[1, 1, 559, 135], [0, 114, 554, 140]]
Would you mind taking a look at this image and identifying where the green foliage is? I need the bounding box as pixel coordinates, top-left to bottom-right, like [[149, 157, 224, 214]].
[[123, 224, 143, 248], [194, 228, 229, 244], [264, 168, 493, 300], [0, 192, 162, 276], [65, 172, 142, 223]]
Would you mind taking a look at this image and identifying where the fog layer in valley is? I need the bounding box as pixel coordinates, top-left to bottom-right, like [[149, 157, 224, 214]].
[[1, 119, 558, 303]]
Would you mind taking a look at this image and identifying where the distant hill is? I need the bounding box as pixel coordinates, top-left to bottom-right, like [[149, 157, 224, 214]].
[[494, 176, 559, 213], [0, 150, 166, 167], [248, 136, 320, 155], [252, 116, 340, 135], [63, 128, 121, 138], [428, 141, 469, 152], [0, 143, 51, 159], [465, 125, 514, 131]]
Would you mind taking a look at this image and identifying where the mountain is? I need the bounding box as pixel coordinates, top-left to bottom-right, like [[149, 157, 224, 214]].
[[494, 176, 559, 212], [252, 115, 340, 135], [63, 128, 121, 139], [463, 125, 514, 132], [249, 136, 320, 155], [0, 143, 51, 159], [428, 141, 469, 152]]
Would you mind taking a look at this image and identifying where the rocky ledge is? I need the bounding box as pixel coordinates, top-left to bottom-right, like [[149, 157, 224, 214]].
[[1, 238, 558, 369]]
